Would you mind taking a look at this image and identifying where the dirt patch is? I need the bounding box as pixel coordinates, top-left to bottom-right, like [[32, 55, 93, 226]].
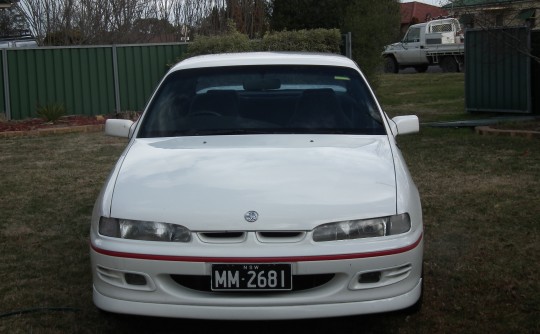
[[476, 119, 540, 139]]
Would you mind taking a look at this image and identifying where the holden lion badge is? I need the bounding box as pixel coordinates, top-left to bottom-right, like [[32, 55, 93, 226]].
[[244, 211, 259, 223]]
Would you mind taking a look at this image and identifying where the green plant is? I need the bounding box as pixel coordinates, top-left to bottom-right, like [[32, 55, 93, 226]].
[[184, 20, 251, 58], [343, 0, 401, 88], [36, 103, 66, 123], [259, 28, 341, 53], [182, 25, 342, 61]]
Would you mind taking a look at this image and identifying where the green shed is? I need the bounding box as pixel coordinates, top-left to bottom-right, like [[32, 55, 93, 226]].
[[465, 27, 540, 114]]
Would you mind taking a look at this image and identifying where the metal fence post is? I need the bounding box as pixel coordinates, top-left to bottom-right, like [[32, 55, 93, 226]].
[[112, 45, 121, 114], [2, 48, 10, 120], [346, 32, 352, 59]]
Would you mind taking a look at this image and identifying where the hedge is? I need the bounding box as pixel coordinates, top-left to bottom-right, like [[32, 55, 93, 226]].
[[184, 28, 342, 58]]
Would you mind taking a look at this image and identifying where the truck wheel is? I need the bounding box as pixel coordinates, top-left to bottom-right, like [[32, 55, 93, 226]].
[[415, 65, 429, 73], [384, 57, 398, 74], [440, 57, 459, 73]]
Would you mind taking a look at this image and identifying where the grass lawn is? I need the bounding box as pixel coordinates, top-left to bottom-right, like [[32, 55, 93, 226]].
[[0, 73, 539, 333], [379, 73, 469, 122]]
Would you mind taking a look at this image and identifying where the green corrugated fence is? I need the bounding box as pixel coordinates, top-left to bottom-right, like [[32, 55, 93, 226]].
[[465, 27, 532, 114], [0, 43, 188, 120], [117, 44, 186, 112]]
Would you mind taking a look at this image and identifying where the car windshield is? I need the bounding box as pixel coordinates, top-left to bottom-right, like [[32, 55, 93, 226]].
[[137, 65, 385, 138]]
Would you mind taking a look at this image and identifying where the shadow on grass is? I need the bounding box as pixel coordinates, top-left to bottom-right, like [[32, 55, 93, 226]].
[[100, 310, 415, 334]]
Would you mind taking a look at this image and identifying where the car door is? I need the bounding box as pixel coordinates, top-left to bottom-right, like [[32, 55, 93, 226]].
[[396, 27, 424, 65]]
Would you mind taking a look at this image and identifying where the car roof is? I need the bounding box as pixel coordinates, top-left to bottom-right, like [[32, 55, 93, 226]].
[[171, 52, 358, 71]]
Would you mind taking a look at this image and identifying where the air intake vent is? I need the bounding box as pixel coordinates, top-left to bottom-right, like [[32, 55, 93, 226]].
[[256, 231, 306, 243], [258, 232, 303, 238], [197, 232, 246, 243]]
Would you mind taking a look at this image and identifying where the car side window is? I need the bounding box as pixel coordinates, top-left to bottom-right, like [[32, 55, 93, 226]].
[[403, 27, 420, 43]]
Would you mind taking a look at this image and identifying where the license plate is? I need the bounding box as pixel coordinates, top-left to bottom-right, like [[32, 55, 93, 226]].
[[211, 263, 292, 291]]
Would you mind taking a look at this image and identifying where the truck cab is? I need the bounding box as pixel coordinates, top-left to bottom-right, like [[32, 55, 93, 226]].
[[383, 18, 464, 73], [397, 24, 425, 66]]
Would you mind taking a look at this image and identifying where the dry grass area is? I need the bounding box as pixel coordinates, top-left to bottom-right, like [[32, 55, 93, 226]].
[[0, 73, 538, 333]]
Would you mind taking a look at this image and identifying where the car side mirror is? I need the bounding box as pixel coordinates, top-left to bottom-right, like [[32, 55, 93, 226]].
[[105, 119, 135, 138], [390, 116, 419, 136]]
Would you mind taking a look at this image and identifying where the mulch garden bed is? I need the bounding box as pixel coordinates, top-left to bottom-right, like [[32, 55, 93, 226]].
[[0, 115, 107, 133]]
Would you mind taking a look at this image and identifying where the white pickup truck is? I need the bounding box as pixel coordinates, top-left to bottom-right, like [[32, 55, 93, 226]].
[[0, 36, 38, 48], [382, 18, 465, 73]]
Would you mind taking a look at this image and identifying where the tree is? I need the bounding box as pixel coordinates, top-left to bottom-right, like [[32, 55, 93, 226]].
[[197, 4, 228, 36], [171, 0, 211, 40], [444, 0, 540, 64], [16, 0, 156, 45], [269, 0, 401, 86], [130, 17, 175, 43], [227, 0, 269, 38], [0, 4, 28, 37], [270, 0, 345, 31], [343, 0, 401, 86], [193, 0, 269, 38]]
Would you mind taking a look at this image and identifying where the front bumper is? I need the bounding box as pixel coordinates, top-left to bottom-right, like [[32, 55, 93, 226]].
[[93, 279, 422, 320], [90, 231, 423, 320]]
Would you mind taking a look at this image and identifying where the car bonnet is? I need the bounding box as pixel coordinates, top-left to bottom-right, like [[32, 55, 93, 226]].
[[109, 134, 397, 231]]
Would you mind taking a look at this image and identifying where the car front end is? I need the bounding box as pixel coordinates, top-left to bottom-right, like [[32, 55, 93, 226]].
[[90, 52, 423, 320]]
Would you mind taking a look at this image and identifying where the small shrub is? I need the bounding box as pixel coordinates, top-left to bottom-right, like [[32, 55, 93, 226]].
[[36, 103, 66, 123], [186, 32, 251, 57], [185, 21, 251, 58], [259, 29, 341, 53], [182, 25, 342, 61]]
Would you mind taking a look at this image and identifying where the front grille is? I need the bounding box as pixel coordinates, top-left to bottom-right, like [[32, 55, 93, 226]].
[[196, 231, 306, 243], [197, 232, 247, 243], [199, 232, 245, 239], [258, 232, 303, 238], [256, 231, 306, 243], [170, 274, 334, 293]]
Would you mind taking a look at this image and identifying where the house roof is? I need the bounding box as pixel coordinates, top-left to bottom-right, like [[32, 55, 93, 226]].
[[442, 0, 519, 9], [401, 2, 449, 24]]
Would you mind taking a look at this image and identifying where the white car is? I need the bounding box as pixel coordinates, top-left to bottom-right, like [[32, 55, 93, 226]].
[[90, 52, 423, 320]]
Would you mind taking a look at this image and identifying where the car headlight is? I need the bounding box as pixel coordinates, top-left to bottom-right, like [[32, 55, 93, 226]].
[[99, 217, 191, 242], [312, 213, 411, 242]]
